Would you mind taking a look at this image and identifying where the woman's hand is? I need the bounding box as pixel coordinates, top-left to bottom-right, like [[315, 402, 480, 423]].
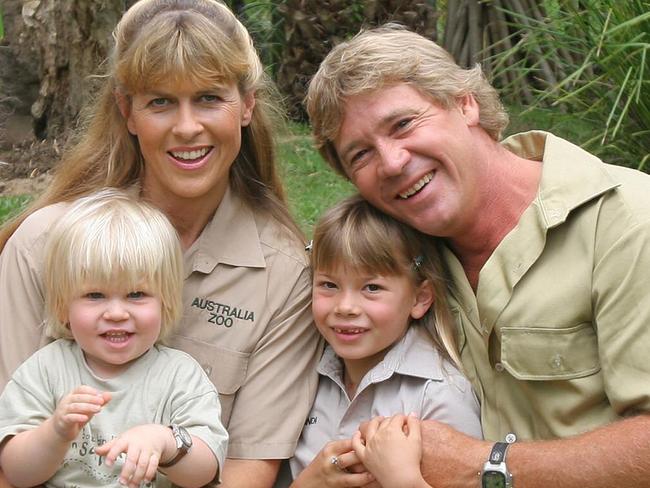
[[95, 424, 173, 488], [52, 385, 111, 441], [291, 438, 375, 487], [352, 414, 431, 488]]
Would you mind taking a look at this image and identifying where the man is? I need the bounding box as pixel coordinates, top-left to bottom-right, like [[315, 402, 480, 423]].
[[305, 24, 650, 488]]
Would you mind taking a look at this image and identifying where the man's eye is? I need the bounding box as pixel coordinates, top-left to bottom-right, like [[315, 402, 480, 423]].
[[396, 118, 413, 130], [350, 149, 368, 164]]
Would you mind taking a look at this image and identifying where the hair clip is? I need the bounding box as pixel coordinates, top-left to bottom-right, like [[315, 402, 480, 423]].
[[305, 240, 313, 252], [413, 255, 424, 270]]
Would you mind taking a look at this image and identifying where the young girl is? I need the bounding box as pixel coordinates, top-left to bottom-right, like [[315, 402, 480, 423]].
[[287, 195, 482, 487], [0, 189, 228, 488]]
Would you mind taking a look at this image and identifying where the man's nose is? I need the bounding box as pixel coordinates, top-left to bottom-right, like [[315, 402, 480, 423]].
[[377, 141, 409, 177]]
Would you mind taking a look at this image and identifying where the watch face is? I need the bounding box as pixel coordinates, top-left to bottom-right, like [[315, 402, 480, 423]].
[[482, 471, 506, 488], [177, 425, 192, 447]]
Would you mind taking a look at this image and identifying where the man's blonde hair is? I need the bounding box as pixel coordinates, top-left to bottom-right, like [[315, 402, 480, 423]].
[[44, 188, 183, 342], [311, 195, 460, 367], [306, 23, 509, 177]]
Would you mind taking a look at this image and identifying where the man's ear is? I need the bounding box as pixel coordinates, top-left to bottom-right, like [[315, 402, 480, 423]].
[[458, 94, 480, 127], [240, 90, 256, 127], [115, 90, 136, 135], [410, 280, 435, 320]]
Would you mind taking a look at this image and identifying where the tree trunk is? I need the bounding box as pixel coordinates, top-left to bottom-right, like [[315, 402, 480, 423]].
[[1, 0, 125, 140], [277, 0, 438, 121]]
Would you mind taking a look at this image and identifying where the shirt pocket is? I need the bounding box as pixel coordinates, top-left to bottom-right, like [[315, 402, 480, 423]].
[[500, 322, 600, 381], [168, 334, 250, 426]]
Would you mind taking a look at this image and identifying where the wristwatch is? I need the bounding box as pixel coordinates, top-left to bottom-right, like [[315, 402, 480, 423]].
[[481, 433, 516, 488], [159, 424, 192, 468]]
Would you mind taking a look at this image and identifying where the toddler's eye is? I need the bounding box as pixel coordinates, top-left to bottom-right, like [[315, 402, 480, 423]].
[[127, 291, 146, 299], [85, 292, 104, 299], [365, 283, 381, 292]]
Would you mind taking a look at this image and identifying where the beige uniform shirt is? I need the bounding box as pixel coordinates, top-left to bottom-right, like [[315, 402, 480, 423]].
[[447, 131, 650, 442], [0, 187, 322, 459]]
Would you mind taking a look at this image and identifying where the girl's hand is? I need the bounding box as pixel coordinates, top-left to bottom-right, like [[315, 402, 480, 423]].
[[291, 438, 375, 487], [52, 385, 111, 441], [95, 424, 173, 488], [352, 414, 431, 488]]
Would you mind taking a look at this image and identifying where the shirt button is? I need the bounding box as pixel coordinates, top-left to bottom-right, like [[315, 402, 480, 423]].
[[495, 362, 505, 372]]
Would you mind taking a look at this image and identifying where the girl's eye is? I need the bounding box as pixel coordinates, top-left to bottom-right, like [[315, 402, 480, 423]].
[[127, 291, 146, 299], [365, 283, 381, 292], [318, 281, 337, 290], [85, 292, 104, 299]]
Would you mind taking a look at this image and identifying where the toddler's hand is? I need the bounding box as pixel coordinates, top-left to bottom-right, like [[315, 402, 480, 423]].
[[52, 385, 110, 441], [95, 424, 172, 488]]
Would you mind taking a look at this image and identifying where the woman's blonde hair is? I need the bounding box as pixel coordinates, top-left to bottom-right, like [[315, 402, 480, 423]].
[[305, 23, 509, 177], [310, 195, 461, 367], [0, 0, 302, 250], [44, 188, 183, 343]]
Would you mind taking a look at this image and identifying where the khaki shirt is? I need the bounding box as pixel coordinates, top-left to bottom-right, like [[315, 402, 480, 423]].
[[446, 131, 650, 441], [0, 187, 322, 459]]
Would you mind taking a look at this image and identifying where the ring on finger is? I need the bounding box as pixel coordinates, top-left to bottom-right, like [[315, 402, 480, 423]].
[[330, 455, 349, 473]]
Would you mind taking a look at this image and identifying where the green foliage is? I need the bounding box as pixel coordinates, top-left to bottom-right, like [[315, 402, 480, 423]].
[[0, 195, 31, 226], [0, 5, 4, 40], [278, 123, 354, 236], [493, 0, 650, 171]]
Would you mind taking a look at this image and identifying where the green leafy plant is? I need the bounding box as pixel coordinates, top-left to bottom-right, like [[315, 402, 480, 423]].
[[0, 195, 32, 226], [492, 0, 650, 171]]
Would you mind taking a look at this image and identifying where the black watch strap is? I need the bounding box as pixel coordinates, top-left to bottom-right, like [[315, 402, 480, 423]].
[[488, 441, 510, 465]]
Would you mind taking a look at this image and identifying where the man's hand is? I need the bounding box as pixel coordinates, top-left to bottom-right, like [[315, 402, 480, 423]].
[[52, 385, 111, 441]]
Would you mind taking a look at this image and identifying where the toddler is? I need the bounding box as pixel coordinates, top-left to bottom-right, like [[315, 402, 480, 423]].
[[0, 189, 227, 488]]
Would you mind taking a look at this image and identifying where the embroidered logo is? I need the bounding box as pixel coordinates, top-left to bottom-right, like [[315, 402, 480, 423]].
[[191, 297, 255, 328]]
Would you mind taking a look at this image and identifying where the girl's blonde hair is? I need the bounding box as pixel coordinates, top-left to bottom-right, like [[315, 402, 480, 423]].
[[306, 23, 509, 178], [310, 195, 461, 367], [0, 0, 302, 250], [44, 188, 183, 343]]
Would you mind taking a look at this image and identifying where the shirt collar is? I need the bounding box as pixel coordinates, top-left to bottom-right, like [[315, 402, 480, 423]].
[[185, 186, 266, 275], [502, 131, 619, 228], [317, 326, 447, 389]]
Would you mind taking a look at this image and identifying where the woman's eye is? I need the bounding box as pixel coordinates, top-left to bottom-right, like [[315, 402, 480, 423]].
[[200, 94, 220, 103], [149, 97, 169, 107]]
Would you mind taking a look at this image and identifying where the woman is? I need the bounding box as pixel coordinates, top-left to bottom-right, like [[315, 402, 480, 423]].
[[0, 1, 321, 486]]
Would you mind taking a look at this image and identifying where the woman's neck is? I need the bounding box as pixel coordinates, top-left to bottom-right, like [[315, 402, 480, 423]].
[[142, 186, 226, 251]]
